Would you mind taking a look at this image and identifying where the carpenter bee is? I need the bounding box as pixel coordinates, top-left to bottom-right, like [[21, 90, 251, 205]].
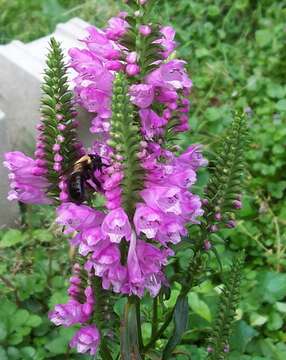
[[67, 154, 104, 204]]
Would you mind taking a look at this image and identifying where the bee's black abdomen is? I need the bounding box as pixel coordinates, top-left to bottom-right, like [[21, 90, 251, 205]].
[[68, 172, 85, 203]]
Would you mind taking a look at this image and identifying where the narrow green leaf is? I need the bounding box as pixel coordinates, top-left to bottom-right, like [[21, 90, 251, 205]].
[[120, 301, 142, 360], [162, 295, 189, 359]]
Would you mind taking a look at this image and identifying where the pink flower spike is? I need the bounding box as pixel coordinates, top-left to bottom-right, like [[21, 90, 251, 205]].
[[102, 208, 132, 243]]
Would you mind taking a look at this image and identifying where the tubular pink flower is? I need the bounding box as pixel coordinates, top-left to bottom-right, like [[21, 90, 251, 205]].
[[3, 151, 52, 205], [101, 208, 132, 243], [134, 204, 162, 239], [129, 84, 155, 108], [139, 109, 167, 139], [70, 325, 100, 356], [105, 17, 130, 40], [56, 202, 105, 234]]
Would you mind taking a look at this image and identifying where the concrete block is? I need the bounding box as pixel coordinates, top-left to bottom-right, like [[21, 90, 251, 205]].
[[0, 110, 19, 227], [0, 18, 93, 226]]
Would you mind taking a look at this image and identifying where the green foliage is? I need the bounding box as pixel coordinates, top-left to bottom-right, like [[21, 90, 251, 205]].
[[0, 0, 120, 44], [0, 207, 82, 359], [162, 296, 189, 359]]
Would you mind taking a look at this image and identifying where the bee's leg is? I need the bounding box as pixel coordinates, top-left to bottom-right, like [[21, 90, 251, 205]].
[[86, 169, 102, 191], [92, 177, 102, 190]]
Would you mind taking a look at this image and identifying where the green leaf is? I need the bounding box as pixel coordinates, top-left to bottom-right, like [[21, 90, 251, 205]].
[[267, 83, 285, 99], [256, 272, 286, 303], [162, 296, 189, 359], [0, 347, 8, 360], [258, 338, 286, 360], [26, 315, 42, 328], [275, 302, 286, 313], [32, 229, 53, 243], [267, 312, 283, 331], [255, 30, 273, 47], [45, 327, 75, 355], [0, 299, 16, 318], [113, 297, 127, 318], [0, 322, 7, 341], [10, 309, 30, 330], [7, 347, 21, 360], [20, 346, 36, 359], [120, 301, 142, 360], [276, 99, 286, 112], [8, 333, 23, 346], [188, 292, 212, 322], [230, 320, 258, 352], [48, 291, 69, 309], [250, 312, 268, 327], [0, 230, 26, 248]]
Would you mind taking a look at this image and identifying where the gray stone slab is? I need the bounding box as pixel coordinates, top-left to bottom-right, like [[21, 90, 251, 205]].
[[0, 18, 93, 226]]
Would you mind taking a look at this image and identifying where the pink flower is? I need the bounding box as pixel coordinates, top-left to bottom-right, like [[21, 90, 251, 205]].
[[126, 52, 138, 64], [105, 17, 129, 40], [56, 203, 105, 233], [126, 232, 143, 294], [78, 227, 105, 256], [102, 262, 127, 293], [176, 145, 208, 170], [77, 85, 111, 113], [139, 109, 167, 139], [134, 204, 162, 238], [141, 186, 182, 215], [181, 192, 204, 223], [139, 25, 152, 36], [82, 26, 120, 60], [169, 168, 197, 188], [125, 233, 170, 297], [155, 87, 178, 104], [70, 325, 100, 355], [86, 240, 121, 277], [157, 217, 187, 244], [101, 208, 132, 242], [146, 60, 192, 90], [129, 84, 154, 108], [3, 151, 52, 205], [69, 48, 104, 77], [49, 299, 92, 327], [157, 26, 177, 58], [126, 64, 141, 76]]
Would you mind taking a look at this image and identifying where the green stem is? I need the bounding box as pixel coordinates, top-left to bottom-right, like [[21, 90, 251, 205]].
[[151, 297, 158, 338], [100, 340, 113, 360], [144, 309, 174, 351], [144, 243, 204, 351], [120, 296, 142, 360], [135, 297, 144, 351]]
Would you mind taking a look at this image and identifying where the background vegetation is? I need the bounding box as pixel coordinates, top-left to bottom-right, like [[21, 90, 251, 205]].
[[0, 0, 285, 359]]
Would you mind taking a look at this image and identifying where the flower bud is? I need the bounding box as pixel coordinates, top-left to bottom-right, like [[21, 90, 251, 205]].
[[126, 64, 140, 76], [139, 25, 151, 36], [126, 51, 138, 64]]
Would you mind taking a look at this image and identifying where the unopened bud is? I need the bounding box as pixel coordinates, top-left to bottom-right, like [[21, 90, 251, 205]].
[[139, 24, 151, 36]]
